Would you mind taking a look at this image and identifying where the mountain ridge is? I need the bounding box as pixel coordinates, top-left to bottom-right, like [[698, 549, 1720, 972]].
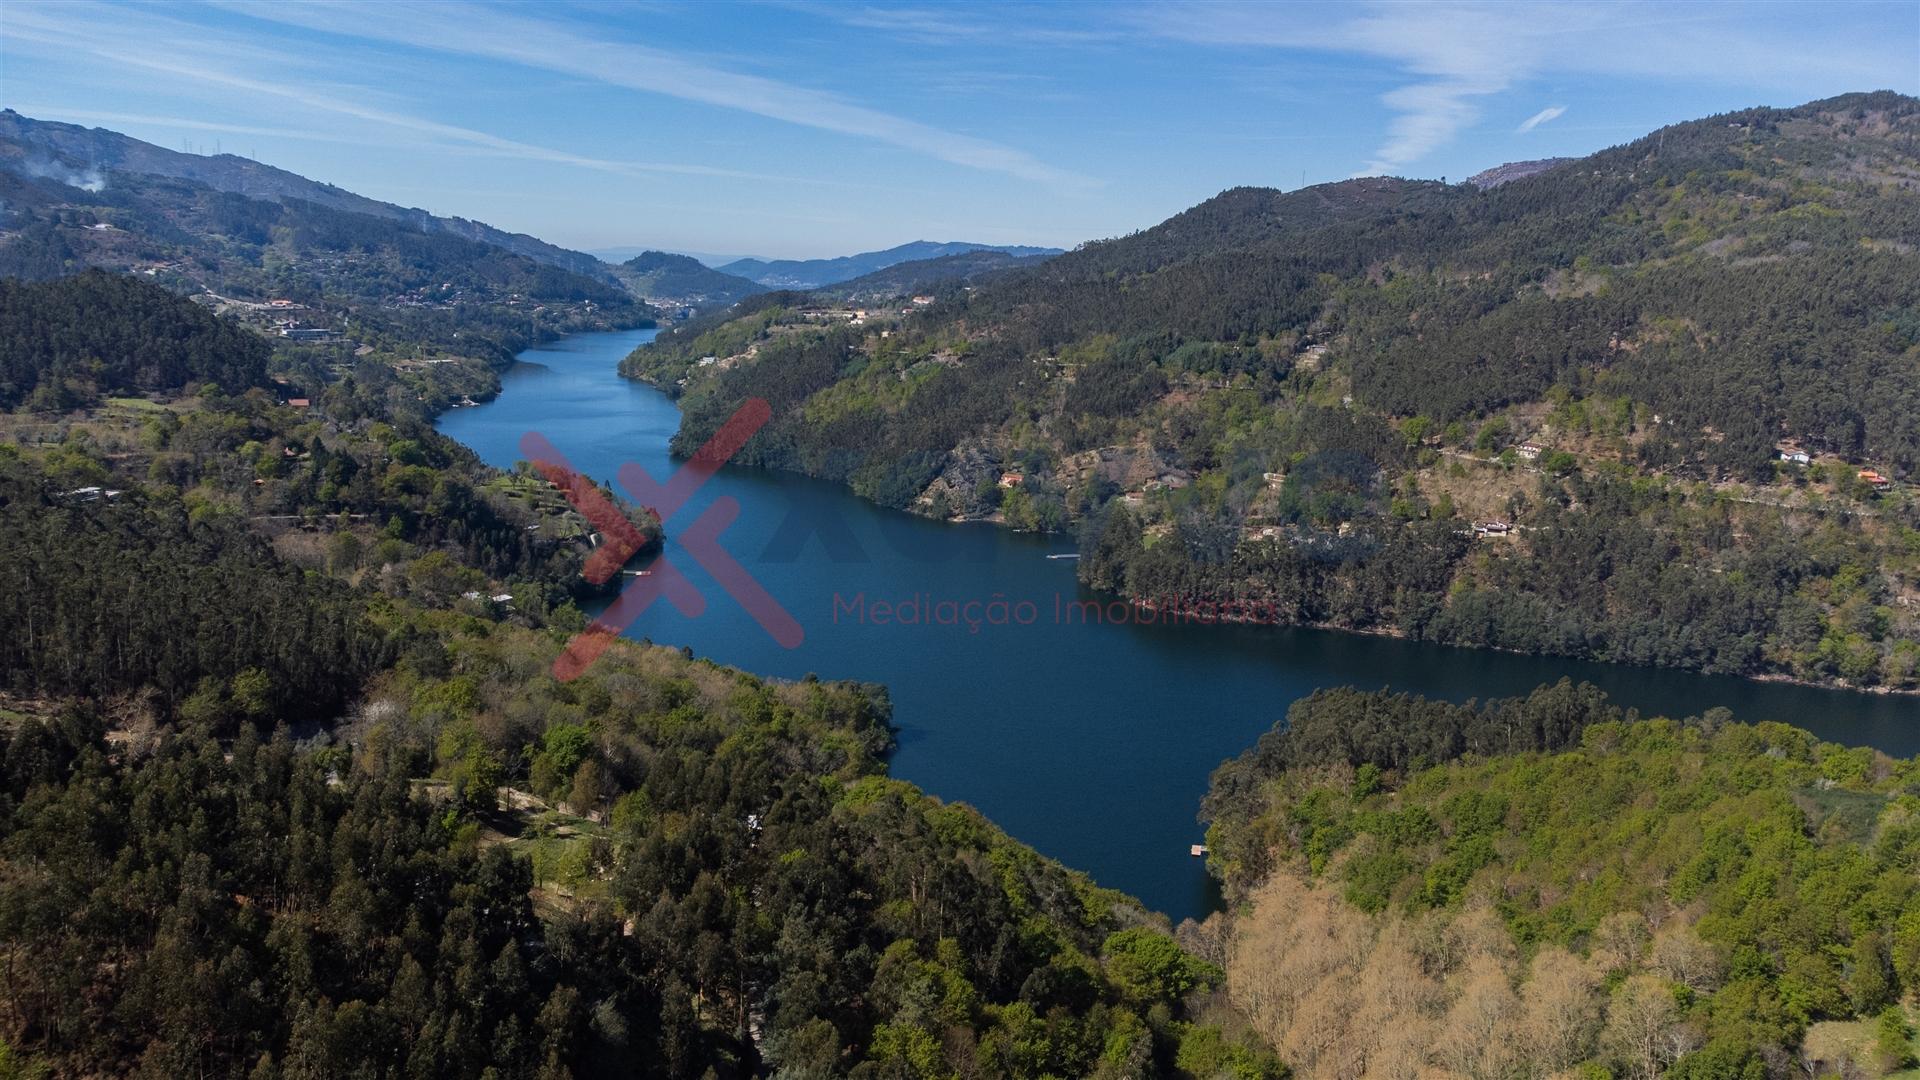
[[1465, 156, 1575, 189], [0, 109, 618, 284], [814, 248, 1055, 301], [0, 111, 647, 364], [719, 240, 1065, 288]]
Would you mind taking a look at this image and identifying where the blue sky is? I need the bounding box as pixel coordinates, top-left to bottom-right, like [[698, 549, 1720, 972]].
[[4, 1, 1916, 260]]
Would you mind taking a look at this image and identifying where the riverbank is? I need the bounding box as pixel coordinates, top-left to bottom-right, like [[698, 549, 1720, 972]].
[[444, 330, 1920, 922], [1120, 594, 1920, 698], [628, 360, 1916, 699]]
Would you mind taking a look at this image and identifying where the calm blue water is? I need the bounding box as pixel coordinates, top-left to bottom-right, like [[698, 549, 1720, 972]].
[[441, 329, 1920, 921]]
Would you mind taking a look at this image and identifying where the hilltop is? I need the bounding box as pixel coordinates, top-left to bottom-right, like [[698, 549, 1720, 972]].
[[719, 240, 1063, 289], [611, 250, 766, 308], [815, 248, 1055, 302], [1465, 156, 1575, 188]]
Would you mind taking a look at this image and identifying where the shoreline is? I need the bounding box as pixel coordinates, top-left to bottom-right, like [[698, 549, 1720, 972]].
[[1118, 595, 1920, 700], [618, 352, 1915, 705]]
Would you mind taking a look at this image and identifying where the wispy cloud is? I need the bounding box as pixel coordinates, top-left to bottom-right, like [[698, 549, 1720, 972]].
[[1131, 0, 1920, 176], [2, 4, 815, 186], [1516, 105, 1567, 133], [214, 0, 1092, 187], [800, 3, 1123, 48]]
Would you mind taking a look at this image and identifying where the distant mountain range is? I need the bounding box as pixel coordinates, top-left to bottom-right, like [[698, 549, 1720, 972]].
[[719, 241, 1064, 289], [0, 112, 1065, 325], [611, 251, 765, 307]]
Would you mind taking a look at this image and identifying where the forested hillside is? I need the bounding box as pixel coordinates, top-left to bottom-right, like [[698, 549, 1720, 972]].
[[0, 616, 1276, 1078], [624, 91, 1920, 691], [816, 249, 1055, 303], [0, 273, 1268, 1078], [0, 448, 387, 722], [720, 241, 1062, 289], [0, 114, 649, 368], [0, 109, 620, 283], [1199, 685, 1920, 1079], [0, 270, 270, 408], [612, 250, 766, 308]]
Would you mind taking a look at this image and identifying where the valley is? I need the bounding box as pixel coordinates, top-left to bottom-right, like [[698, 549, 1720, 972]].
[[0, 53, 1917, 1080]]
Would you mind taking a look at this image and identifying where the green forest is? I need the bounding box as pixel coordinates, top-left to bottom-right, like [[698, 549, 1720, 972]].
[[0, 271, 271, 409], [1199, 684, 1920, 1078], [0, 269, 1273, 1078], [4, 89, 1920, 1080], [622, 91, 1920, 692], [0, 615, 1282, 1078]]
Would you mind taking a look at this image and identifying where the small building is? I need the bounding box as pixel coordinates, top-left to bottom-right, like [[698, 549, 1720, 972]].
[[286, 398, 311, 408], [1516, 444, 1543, 461], [1474, 520, 1512, 536], [1190, 844, 1208, 857], [1860, 469, 1893, 492], [910, 295, 934, 306], [1779, 449, 1811, 466], [267, 298, 295, 307], [998, 471, 1024, 489], [62, 486, 122, 503], [279, 327, 335, 342]]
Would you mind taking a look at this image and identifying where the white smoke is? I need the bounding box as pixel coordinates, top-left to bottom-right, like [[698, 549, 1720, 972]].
[[20, 156, 107, 193]]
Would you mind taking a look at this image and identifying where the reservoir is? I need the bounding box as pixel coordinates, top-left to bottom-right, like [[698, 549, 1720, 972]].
[[441, 328, 1920, 922]]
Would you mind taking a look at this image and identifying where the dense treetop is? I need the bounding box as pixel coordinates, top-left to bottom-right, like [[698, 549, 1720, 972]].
[[1202, 684, 1920, 1078], [0, 270, 1269, 1079], [0, 270, 270, 408]]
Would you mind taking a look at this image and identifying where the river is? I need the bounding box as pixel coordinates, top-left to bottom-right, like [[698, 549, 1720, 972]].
[[439, 328, 1920, 921]]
